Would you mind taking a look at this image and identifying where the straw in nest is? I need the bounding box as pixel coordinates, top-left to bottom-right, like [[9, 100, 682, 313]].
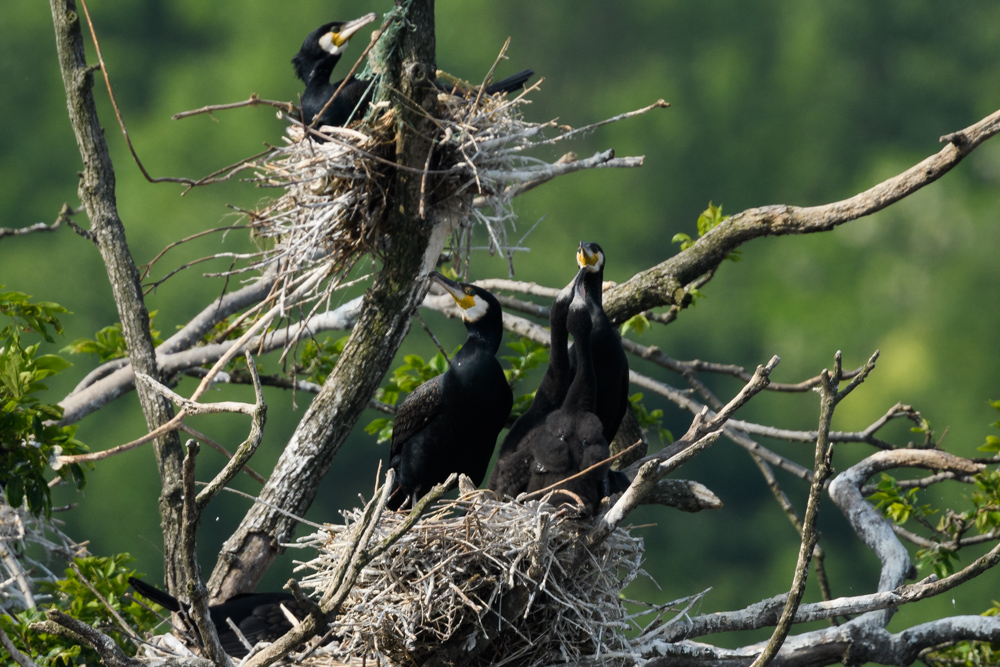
[[294, 487, 645, 667]]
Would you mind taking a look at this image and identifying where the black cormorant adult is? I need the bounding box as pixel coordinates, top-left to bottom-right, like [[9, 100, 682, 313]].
[[387, 272, 513, 510], [574, 242, 630, 444], [293, 14, 534, 130], [292, 13, 379, 130], [128, 577, 303, 659], [523, 267, 611, 514], [488, 277, 573, 496]]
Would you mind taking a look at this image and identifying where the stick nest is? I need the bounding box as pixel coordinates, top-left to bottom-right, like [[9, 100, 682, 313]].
[[240, 80, 548, 312], [295, 488, 645, 667]]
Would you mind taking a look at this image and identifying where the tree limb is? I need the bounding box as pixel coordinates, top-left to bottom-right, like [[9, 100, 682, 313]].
[[603, 107, 1000, 325]]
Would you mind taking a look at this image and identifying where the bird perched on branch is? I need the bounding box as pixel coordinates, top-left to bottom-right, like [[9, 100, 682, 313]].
[[387, 272, 513, 510], [292, 13, 534, 130], [128, 576, 305, 659]]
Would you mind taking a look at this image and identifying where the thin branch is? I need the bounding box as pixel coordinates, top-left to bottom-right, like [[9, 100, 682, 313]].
[[750, 354, 842, 667], [196, 352, 268, 508], [172, 93, 295, 120], [0, 625, 42, 667], [604, 106, 1000, 324], [589, 356, 780, 547]]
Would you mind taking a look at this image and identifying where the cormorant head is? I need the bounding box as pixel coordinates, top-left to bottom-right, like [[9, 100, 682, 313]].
[[293, 13, 377, 83], [430, 272, 499, 324], [576, 241, 605, 274]]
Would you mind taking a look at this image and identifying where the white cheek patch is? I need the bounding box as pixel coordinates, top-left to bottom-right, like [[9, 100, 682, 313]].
[[463, 294, 490, 322], [319, 32, 346, 55]]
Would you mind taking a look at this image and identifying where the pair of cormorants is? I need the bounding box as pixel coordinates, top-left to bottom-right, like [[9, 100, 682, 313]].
[[489, 242, 630, 511], [128, 577, 304, 659], [292, 13, 534, 130], [387, 272, 513, 510]]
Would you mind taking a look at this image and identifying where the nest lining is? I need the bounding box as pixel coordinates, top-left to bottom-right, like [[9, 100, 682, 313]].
[[293, 488, 645, 667]]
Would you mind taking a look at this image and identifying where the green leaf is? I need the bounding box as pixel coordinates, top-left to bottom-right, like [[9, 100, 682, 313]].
[[620, 313, 649, 337], [978, 435, 1000, 453]]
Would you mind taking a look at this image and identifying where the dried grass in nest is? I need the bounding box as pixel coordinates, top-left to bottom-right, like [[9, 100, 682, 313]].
[[294, 487, 645, 667], [236, 78, 554, 313]]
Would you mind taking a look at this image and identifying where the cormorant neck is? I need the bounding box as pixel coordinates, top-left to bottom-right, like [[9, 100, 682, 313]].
[[464, 314, 503, 355], [583, 269, 604, 307], [306, 53, 341, 86], [564, 308, 597, 412]]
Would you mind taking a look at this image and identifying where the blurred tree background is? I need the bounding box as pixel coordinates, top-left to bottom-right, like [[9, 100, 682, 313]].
[[3, 0, 999, 651]]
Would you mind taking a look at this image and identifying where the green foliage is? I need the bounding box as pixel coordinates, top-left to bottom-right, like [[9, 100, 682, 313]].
[[620, 313, 650, 338], [300, 334, 349, 385], [870, 465, 1000, 578], [502, 337, 553, 421], [0, 289, 87, 517], [502, 336, 548, 386], [868, 473, 933, 526], [0, 288, 66, 342], [366, 351, 451, 444], [63, 312, 162, 362], [671, 202, 741, 262], [922, 602, 1000, 666], [0, 553, 162, 665], [630, 393, 673, 444], [977, 399, 1000, 453]]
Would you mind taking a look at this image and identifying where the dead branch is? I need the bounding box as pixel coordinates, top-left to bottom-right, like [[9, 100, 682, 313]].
[[603, 107, 1000, 325]]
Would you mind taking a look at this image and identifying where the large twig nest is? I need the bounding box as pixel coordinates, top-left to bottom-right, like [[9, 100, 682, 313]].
[[238, 82, 544, 312], [295, 488, 645, 667]]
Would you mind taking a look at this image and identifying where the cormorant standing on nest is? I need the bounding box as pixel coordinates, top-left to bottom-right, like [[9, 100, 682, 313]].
[[574, 242, 630, 444], [129, 577, 304, 659], [488, 277, 574, 496], [292, 13, 379, 129], [523, 267, 611, 514], [293, 14, 534, 130], [387, 272, 513, 510]]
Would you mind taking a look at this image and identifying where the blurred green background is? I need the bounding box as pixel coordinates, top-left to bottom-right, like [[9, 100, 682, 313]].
[[3, 0, 1000, 650]]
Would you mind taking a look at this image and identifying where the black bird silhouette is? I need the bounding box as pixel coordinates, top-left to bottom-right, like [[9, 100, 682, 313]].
[[387, 272, 513, 510], [292, 13, 379, 130], [488, 277, 574, 495], [292, 14, 534, 130], [128, 577, 304, 659], [573, 242, 630, 444], [523, 267, 611, 514]]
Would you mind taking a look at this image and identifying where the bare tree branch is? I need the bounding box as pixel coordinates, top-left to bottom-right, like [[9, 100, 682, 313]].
[[603, 108, 1000, 325], [48, 0, 187, 589]]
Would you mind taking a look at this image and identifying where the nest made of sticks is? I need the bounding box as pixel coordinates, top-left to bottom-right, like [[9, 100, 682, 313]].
[[234, 70, 557, 321], [294, 487, 645, 667]]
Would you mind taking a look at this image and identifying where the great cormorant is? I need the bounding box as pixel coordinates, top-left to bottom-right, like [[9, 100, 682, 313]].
[[488, 277, 573, 496], [128, 577, 303, 659], [574, 242, 630, 444], [387, 272, 513, 510], [523, 267, 611, 514], [293, 14, 534, 130]]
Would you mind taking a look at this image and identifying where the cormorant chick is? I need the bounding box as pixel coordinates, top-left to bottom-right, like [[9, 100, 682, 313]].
[[523, 267, 611, 514], [488, 277, 574, 496], [387, 272, 513, 510], [574, 241, 630, 444], [293, 14, 534, 131], [128, 577, 303, 659]]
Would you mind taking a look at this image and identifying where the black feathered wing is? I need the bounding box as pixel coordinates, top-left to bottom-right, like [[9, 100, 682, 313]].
[[389, 375, 444, 464]]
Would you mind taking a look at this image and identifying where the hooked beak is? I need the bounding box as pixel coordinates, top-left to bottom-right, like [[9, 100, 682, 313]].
[[577, 241, 599, 269], [331, 12, 377, 47], [430, 271, 476, 311]]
